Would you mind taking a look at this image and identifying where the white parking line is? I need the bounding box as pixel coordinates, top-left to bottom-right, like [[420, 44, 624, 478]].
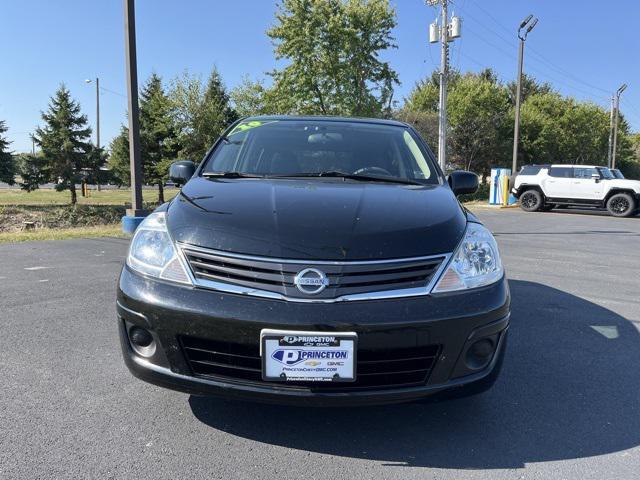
[[24, 266, 50, 271]]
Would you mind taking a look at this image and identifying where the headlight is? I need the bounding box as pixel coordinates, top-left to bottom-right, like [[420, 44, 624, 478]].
[[126, 212, 192, 284], [433, 222, 503, 293]]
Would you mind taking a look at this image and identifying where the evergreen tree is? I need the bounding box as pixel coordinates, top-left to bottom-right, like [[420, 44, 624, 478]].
[[199, 69, 238, 151], [17, 152, 49, 192], [0, 120, 16, 185], [139, 73, 180, 203], [171, 68, 238, 162], [507, 74, 554, 106], [33, 85, 93, 204], [107, 125, 131, 187]]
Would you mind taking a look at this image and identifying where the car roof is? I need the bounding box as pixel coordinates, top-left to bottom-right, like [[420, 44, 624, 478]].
[[549, 164, 602, 168], [240, 115, 410, 128], [521, 164, 611, 171]]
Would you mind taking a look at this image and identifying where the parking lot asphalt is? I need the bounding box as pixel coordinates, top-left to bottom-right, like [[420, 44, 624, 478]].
[[1, 207, 639, 479]]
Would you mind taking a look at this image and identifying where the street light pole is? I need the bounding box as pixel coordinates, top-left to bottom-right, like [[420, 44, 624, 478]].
[[84, 78, 101, 149], [511, 15, 538, 175], [611, 83, 627, 170], [123, 0, 145, 230], [95, 78, 100, 149], [607, 95, 615, 168]]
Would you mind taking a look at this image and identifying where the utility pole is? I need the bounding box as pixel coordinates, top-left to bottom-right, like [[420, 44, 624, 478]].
[[611, 83, 627, 170], [123, 0, 145, 230], [511, 14, 538, 175], [427, 0, 461, 173], [437, 0, 448, 173], [85, 77, 101, 190]]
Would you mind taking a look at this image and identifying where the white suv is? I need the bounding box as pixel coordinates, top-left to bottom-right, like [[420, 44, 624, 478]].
[[511, 165, 640, 217]]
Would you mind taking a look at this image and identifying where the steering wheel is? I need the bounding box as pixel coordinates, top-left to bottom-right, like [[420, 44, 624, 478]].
[[353, 166, 393, 176]]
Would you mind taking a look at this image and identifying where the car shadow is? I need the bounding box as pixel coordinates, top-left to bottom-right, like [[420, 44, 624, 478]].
[[188, 280, 640, 469]]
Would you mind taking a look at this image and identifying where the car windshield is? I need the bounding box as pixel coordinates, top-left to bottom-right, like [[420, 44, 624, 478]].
[[201, 119, 439, 184], [597, 167, 614, 179]]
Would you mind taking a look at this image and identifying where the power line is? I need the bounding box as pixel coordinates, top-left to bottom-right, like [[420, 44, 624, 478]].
[[470, 0, 513, 36], [465, 2, 612, 96], [100, 86, 126, 98], [464, 24, 517, 60], [619, 99, 640, 124], [526, 49, 610, 94], [462, 25, 610, 104], [458, 51, 491, 69]]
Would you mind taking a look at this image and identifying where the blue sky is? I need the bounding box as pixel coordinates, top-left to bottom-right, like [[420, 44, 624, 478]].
[[1, 0, 639, 152]]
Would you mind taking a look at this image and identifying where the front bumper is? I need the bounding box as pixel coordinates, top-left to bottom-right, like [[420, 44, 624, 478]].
[[117, 266, 510, 406]]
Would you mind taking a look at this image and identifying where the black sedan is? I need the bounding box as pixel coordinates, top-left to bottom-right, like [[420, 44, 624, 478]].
[[117, 116, 510, 406]]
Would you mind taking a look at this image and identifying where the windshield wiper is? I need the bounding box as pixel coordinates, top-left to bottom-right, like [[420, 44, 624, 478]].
[[272, 171, 423, 185], [202, 171, 264, 179]]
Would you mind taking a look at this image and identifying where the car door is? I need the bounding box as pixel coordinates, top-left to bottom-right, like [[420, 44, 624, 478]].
[[542, 167, 574, 198], [572, 167, 605, 200]]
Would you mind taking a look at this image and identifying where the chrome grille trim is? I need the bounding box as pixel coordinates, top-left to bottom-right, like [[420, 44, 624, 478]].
[[180, 335, 442, 391], [177, 242, 451, 303]]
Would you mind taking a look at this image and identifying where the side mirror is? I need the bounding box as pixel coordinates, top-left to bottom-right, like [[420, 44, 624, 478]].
[[448, 170, 479, 196], [169, 160, 196, 186], [591, 173, 600, 182]]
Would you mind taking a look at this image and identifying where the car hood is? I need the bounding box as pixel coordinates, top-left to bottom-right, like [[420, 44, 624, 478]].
[[607, 179, 640, 190], [167, 177, 467, 261]]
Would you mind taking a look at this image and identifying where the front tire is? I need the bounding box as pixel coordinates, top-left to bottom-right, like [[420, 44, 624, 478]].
[[520, 190, 543, 212], [606, 193, 636, 217]]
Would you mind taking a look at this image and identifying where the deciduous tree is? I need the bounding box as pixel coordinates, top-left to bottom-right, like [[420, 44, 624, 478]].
[[230, 76, 274, 117], [447, 73, 512, 176], [519, 93, 610, 165], [267, 0, 399, 117], [404, 70, 510, 176]]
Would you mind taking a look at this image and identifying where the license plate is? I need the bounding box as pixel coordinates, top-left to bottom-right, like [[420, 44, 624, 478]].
[[261, 329, 357, 382]]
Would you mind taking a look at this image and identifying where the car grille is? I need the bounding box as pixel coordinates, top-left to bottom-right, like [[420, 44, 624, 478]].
[[180, 336, 441, 391], [180, 245, 446, 300]]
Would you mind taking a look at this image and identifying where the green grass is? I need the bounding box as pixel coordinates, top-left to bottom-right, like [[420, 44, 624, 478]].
[[0, 224, 127, 243], [0, 187, 178, 242], [0, 187, 178, 206]]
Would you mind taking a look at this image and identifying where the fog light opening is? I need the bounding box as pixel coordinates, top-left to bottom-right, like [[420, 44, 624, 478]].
[[465, 338, 496, 370], [128, 326, 156, 357]]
